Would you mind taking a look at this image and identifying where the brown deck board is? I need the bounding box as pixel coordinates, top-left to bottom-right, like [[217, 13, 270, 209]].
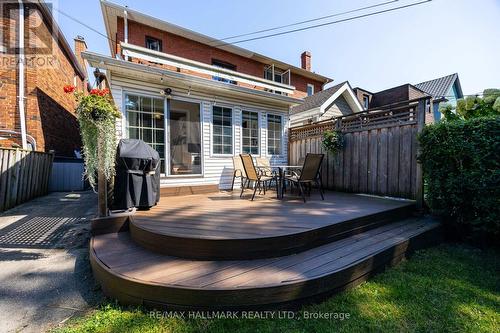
[[129, 191, 416, 259], [90, 217, 441, 309]]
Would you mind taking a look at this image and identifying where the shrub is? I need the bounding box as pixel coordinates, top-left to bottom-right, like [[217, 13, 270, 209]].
[[322, 130, 344, 154], [418, 116, 500, 245]]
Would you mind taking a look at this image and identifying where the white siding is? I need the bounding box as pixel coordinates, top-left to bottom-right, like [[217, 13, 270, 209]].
[[110, 74, 289, 190]]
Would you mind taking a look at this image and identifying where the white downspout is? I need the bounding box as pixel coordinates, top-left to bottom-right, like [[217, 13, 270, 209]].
[[123, 9, 128, 60], [18, 0, 27, 150]]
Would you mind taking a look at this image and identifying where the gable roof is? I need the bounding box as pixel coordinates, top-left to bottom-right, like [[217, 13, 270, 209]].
[[415, 73, 463, 100], [100, 0, 332, 84], [291, 82, 348, 114]]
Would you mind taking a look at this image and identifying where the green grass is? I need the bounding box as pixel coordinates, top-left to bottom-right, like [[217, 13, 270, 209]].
[[55, 244, 499, 333]]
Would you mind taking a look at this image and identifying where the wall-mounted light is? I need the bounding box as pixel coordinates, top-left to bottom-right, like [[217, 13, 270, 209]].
[[160, 87, 172, 99]]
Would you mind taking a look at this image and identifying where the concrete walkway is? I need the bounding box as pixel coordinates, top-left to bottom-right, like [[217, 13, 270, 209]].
[[0, 191, 100, 333]]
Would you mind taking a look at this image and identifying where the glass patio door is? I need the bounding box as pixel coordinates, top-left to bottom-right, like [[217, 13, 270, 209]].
[[168, 100, 202, 175]]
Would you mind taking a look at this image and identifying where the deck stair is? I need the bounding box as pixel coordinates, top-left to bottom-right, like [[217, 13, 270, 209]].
[[90, 192, 442, 309]]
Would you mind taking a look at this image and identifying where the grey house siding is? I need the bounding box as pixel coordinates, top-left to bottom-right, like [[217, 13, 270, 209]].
[[320, 95, 352, 120]]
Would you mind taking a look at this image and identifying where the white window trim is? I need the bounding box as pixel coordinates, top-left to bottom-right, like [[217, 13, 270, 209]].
[[266, 112, 285, 158], [240, 109, 261, 156], [210, 104, 235, 157], [307, 83, 315, 96]]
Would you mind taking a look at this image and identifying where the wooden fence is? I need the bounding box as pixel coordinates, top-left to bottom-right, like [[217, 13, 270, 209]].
[[289, 98, 428, 205], [0, 148, 54, 212]]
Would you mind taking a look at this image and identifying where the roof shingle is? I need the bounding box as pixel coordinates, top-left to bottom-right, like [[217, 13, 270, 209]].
[[414, 73, 458, 98], [291, 81, 347, 114]]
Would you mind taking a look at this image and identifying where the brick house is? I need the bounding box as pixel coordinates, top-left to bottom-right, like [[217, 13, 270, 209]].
[[83, 0, 332, 190], [0, 0, 87, 156]]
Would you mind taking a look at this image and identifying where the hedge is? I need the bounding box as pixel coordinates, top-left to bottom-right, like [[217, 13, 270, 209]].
[[418, 116, 500, 245]]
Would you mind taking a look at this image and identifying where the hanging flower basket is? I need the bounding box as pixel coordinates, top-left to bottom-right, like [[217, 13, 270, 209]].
[[322, 129, 344, 154], [64, 85, 121, 189]]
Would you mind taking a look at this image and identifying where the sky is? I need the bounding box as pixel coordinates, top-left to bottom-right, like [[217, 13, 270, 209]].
[[56, 0, 500, 95]]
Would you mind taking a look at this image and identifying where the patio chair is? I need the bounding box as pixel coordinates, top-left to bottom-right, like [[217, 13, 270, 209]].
[[240, 154, 278, 201], [231, 156, 247, 191], [256, 157, 277, 190], [284, 153, 324, 203]]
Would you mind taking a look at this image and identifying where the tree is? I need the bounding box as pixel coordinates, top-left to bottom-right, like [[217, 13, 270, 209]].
[[439, 88, 500, 121]]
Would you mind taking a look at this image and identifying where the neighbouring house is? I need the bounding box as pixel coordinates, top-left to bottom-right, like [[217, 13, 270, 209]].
[[414, 73, 463, 122], [289, 81, 363, 127], [82, 0, 332, 191], [354, 73, 463, 123], [0, 0, 87, 156]]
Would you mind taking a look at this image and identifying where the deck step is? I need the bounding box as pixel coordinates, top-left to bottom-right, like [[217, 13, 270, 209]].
[[90, 217, 442, 310], [129, 192, 416, 260]]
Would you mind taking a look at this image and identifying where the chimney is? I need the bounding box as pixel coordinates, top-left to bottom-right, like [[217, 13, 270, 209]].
[[301, 51, 311, 71], [74, 35, 88, 73]]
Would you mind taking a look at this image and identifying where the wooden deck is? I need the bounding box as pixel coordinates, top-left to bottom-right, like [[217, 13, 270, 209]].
[[131, 192, 415, 259], [90, 191, 442, 310]]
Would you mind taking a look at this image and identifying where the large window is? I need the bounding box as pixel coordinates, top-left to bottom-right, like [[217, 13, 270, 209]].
[[242, 111, 259, 154], [169, 100, 202, 175], [267, 114, 282, 155], [145, 36, 162, 52], [125, 94, 165, 173], [212, 106, 233, 155]]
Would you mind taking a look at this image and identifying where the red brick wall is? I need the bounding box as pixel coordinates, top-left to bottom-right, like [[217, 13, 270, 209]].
[[0, 5, 84, 156], [116, 18, 324, 98]]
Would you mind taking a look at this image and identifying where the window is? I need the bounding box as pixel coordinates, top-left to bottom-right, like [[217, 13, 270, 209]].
[[145, 36, 162, 52], [264, 65, 290, 95], [169, 100, 202, 175], [212, 59, 237, 84], [267, 114, 282, 155], [307, 84, 314, 96], [242, 111, 259, 154], [125, 94, 165, 173], [362, 94, 370, 109], [212, 106, 233, 155]]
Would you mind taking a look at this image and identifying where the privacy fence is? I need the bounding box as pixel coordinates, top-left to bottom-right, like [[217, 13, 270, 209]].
[[289, 97, 429, 206], [0, 148, 54, 212]]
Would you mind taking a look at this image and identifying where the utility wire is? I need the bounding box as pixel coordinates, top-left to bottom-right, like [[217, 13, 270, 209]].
[[218, 0, 400, 41], [212, 0, 432, 47]]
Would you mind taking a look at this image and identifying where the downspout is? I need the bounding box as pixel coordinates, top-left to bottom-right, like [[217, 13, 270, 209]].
[[18, 0, 27, 149], [123, 8, 128, 60]]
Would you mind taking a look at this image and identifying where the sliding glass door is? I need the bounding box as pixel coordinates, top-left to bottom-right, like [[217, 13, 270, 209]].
[[168, 100, 202, 175]]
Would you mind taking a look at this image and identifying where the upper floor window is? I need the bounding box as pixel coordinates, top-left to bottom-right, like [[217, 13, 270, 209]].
[[362, 94, 370, 109], [212, 59, 237, 84], [145, 36, 162, 52], [264, 65, 290, 95], [307, 84, 314, 96], [267, 114, 282, 155], [212, 106, 233, 155]]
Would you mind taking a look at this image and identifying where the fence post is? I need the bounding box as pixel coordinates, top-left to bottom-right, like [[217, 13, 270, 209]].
[[415, 98, 427, 209]]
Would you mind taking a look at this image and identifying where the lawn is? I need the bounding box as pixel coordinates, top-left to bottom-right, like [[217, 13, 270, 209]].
[[55, 244, 499, 333]]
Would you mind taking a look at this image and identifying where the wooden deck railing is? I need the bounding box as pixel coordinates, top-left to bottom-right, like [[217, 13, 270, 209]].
[[0, 148, 54, 212], [289, 97, 429, 205]]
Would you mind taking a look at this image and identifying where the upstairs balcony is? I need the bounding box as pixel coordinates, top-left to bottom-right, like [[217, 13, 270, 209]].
[[120, 42, 296, 96]]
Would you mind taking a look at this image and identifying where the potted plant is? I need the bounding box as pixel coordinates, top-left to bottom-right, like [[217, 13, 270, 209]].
[[64, 85, 121, 190]]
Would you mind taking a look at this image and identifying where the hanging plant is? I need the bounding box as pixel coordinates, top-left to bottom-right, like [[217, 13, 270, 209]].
[[64, 85, 121, 189], [322, 129, 344, 154]]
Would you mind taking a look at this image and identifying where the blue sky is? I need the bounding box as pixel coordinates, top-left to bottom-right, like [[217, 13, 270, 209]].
[[57, 0, 500, 94]]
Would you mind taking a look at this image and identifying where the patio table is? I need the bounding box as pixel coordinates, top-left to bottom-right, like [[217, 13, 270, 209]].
[[258, 165, 302, 199]]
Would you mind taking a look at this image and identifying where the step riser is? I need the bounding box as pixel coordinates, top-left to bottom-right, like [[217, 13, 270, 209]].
[[91, 223, 442, 310], [129, 204, 416, 260]]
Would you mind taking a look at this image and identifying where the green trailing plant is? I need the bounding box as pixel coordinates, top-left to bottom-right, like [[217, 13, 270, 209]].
[[64, 85, 121, 189], [322, 129, 344, 154], [439, 88, 500, 121], [418, 116, 500, 245]]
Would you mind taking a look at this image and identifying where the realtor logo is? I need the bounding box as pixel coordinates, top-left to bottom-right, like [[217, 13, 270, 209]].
[[1, 0, 58, 56]]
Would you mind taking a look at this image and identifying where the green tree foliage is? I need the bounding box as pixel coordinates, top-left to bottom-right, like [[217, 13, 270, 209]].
[[439, 89, 500, 121], [418, 117, 500, 245]]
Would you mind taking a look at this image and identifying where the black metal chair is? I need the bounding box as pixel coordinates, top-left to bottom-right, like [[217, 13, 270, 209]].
[[240, 154, 278, 201], [284, 153, 324, 202]]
